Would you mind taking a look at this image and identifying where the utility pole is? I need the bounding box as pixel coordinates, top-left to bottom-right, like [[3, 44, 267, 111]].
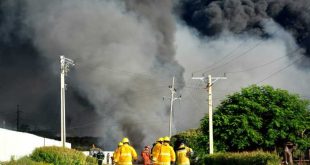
[[192, 74, 227, 154], [16, 104, 21, 131], [60, 55, 75, 147], [164, 77, 181, 137]]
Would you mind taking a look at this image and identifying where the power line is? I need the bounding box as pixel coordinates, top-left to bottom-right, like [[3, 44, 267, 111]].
[[225, 55, 287, 74], [192, 20, 280, 74], [203, 41, 265, 74], [192, 41, 245, 74], [257, 54, 303, 84], [80, 63, 172, 84]]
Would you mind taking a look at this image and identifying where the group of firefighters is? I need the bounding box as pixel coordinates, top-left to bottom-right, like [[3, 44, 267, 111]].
[[112, 136, 193, 165]]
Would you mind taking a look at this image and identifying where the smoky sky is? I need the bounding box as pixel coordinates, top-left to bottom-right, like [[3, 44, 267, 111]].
[[0, 0, 185, 150], [1, 0, 310, 151], [177, 0, 310, 64]]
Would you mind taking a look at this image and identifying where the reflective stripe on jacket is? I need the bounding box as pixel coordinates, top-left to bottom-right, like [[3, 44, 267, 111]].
[[114, 144, 137, 165], [153, 142, 175, 165], [176, 147, 191, 165], [152, 142, 162, 162]]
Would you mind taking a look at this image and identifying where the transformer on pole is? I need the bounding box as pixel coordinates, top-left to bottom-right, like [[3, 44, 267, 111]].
[[60, 55, 74, 147]]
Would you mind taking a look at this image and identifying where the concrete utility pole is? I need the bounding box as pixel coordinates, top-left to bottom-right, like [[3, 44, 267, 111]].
[[164, 77, 181, 137], [16, 104, 21, 131], [60, 55, 75, 147], [192, 74, 227, 154]]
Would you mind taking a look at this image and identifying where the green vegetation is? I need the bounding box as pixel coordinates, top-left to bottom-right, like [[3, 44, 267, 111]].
[[85, 156, 97, 165], [172, 85, 310, 163], [203, 85, 310, 152], [197, 151, 281, 165], [2, 146, 97, 165], [31, 146, 88, 165], [171, 129, 208, 155], [2, 156, 50, 165]]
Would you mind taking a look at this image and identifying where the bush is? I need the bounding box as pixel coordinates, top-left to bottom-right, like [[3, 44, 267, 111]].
[[171, 129, 208, 159], [85, 156, 97, 165], [31, 146, 91, 165], [2, 156, 50, 165], [197, 151, 281, 165]]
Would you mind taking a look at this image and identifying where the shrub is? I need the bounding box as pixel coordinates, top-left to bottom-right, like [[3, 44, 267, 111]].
[[31, 146, 89, 165], [197, 151, 281, 165], [85, 156, 97, 165], [2, 156, 50, 165], [171, 129, 208, 156]]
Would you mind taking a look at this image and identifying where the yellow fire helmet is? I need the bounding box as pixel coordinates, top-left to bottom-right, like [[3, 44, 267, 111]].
[[118, 142, 123, 147], [157, 137, 164, 142], [122, 137, 129, 143], [163, 136, 170, 142]]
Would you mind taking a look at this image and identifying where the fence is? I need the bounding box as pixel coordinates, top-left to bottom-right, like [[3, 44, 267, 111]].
[[0, 128, 71, 162]]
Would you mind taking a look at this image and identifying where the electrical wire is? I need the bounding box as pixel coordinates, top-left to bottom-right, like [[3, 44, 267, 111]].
[[256, 55, 304, 84], [192, 20, 280, 74], [225, 55, 287, 74], [203, 41, 265, 74]]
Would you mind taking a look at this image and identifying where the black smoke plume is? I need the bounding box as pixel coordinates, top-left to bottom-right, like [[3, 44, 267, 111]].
[[0, 0, 184, 150], [177, 0, 310, 63]]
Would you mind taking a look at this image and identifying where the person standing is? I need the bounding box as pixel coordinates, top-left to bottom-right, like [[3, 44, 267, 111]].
[[141, 146, 151, 165], [176, 143, 193, 165], [114, 137, 138, 165], [152, 136, 175, 165], [151, 137, 163, 165], [107, 153, 110, 164], [152, 138, 163, 155], [97, 150, 105, 165], [112, 142, 123, 165]]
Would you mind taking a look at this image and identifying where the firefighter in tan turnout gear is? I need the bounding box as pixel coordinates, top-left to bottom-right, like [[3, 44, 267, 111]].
[[152, 136, 176, 165], [114, 137, 138, 165], [151, 137, 163, 157], [112, 142, 123, 165], [176, 143, 193, 165]]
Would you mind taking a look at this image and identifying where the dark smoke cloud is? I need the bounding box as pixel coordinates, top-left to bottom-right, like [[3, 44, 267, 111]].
[[0, 0, 185, 150], [124, 0, 185, 87], [2, 0, 309, 152], [177, 0, 310, 63]]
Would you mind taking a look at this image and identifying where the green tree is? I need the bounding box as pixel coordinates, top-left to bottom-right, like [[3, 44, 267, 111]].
[[201, 85, 310, 152], [171, 129, 208, 156]]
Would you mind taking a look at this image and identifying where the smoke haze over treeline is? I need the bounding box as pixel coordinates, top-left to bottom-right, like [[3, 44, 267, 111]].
[[0, 0, 309, 150]]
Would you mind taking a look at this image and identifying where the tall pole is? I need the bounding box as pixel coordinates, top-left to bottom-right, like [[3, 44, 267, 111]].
[[192, 74, 227, 154], [60, 55, 74, 147], [16, 104, 20, 131], [169, 77, 175, 137], [165, 76, 181, 137], [207, 75, 213, 154], [60, 59, 65, 148]]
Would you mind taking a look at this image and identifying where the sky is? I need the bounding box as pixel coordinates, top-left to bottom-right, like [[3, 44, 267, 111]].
[[0, 0, 309, 150]]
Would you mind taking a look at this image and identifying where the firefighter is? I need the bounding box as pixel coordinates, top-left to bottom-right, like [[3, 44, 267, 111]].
[[176, 143, 193, 165], [112, 142, 123, 165], [97, 150, 105, 165], [114, 137, 138, 165], [152, 136, 175, 165], [151, 137, 163, 156], [141, 145, 151, 165]]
